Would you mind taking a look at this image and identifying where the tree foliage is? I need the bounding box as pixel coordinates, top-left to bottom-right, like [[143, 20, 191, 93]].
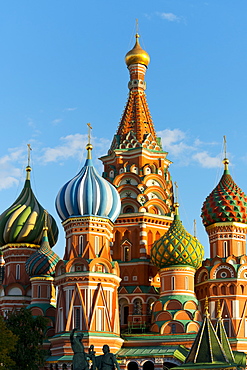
[[0, 315, 18, 369], [6, 308, 48, 370]]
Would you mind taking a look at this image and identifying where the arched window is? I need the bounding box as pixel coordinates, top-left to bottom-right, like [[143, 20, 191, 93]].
[[238, 241, 241, 256], [143, 361, 154, 370], [185, 276, 189, 290], [124, 246, 130, 261], [79, 235, 84, 255], [171, 276, 175, 290], [95, 236, 99, 255], [109, 170, 114, 178], [223, 241, 228, 257], [74, 307, 81, 330], [38, 285, 41, 298], [128, 362, 138, 370], [16, 264, 20, 280], [123, 206, 134, 214]]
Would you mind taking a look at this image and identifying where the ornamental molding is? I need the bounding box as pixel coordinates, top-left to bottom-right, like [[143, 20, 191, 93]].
[[196, 269, 209, 284], [237, 265, 247, 278], [213, 264, 235, 279]]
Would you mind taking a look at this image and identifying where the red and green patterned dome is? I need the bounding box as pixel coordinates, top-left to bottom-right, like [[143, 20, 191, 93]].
[[201, 159, 247, 227], [151, 204, 204, 270]]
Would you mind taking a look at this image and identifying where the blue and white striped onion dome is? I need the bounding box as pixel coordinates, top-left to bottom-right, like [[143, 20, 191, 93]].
[[55, 145, 121, 223]]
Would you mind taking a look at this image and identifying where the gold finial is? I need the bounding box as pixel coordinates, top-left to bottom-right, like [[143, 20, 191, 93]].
[[204, 296, 210, 317], [125, 25, 150, 67], [26, 144, 32, 180], [43, 210, 48, 231], [217, 300, 222, 319], [194, 219, 197, 238], [86, 123, 93, 159], [222, 135, 229, 171]]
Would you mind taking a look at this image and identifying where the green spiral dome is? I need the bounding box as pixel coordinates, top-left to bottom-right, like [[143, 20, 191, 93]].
[[151, 205, 204, 269], [0, 167, 58, 247]]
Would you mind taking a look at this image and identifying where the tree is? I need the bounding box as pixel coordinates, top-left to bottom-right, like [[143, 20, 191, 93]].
[[6, 307, 48, 370], [0, 315, 18, 369]]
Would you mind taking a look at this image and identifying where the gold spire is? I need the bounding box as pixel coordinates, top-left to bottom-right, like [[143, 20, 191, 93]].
[[204, 296, 210, 317], [26, 144, 32, 180], [222, 135, 229, 171], [43, 210, 49, 231], [217, 300, 222, 319], [86, 123, 93, 159], [125, 33, 150, 67]]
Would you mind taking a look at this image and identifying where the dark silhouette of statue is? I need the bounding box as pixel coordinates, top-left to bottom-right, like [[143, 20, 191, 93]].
[[70, 328, 90, 370], [95, 345, 120, 370]]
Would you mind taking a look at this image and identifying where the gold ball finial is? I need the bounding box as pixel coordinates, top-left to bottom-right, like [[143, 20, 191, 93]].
[[125, 33, 150, 67]]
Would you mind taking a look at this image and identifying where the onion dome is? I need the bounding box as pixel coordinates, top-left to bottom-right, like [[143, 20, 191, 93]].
[[151, 203, 204, 269], [0, 165, 58, 247], [56, 143, 121, 222], [201, 158, 247, 227], [26, 224, 60, 277], [125, 33, 150, 67]]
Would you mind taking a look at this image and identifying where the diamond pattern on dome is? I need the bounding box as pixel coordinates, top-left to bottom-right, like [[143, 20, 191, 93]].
[[201, 170, 247, 227], [151, 216, 204, 270]]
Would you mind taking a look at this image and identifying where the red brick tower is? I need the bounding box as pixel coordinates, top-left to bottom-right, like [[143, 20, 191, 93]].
[[0, 162, 58, 315], [150, 202, 203, 338], [50, 143, 123, 362], [196, 157, 247, 352], [100, 34, 174, 331]]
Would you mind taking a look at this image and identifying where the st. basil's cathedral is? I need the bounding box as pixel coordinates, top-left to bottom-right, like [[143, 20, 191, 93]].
[[1, 33, 247, 370]]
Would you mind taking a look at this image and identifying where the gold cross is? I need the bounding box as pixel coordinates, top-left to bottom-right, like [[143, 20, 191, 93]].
[[223, 135, 227, 158], [27, 144, 32, 167], [174, 181, 178, 203], [87, 123, 92, 144]]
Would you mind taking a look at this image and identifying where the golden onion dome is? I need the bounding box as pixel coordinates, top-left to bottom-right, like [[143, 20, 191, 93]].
[[125, 34, 150, 67]]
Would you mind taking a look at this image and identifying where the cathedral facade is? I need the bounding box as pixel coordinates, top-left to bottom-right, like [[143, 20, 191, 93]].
[[1, 34, 247, 370]]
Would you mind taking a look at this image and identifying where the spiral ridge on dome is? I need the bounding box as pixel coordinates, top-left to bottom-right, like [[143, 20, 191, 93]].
[[0, 168, 58, 246], [26, 228, 60, 277], [201, 165, 247, 227], [151, 209, 204, 270], [55, 153, 121, 223]]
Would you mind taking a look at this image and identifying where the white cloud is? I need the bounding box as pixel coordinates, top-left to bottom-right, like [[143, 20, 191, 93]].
[[65, 107, 77, 111], [52, 118, 62, 125], [158, 128, 222, 168], [0, 147, 25, 190], [158, 128, 194, 157], [193, 151, 222, 168], [42, 134, 87, 163], [41, 134, 110, 164], [156, 12, 181, 22]]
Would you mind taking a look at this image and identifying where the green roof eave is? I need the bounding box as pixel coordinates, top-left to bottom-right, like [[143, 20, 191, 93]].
[[116, 345, 188, 362]]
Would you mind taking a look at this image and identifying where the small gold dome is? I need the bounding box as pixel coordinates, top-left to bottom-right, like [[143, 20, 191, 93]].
[[125, 34, 150, 67]]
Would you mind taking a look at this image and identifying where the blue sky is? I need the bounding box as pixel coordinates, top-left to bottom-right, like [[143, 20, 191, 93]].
[[1, 1, 247, 258]]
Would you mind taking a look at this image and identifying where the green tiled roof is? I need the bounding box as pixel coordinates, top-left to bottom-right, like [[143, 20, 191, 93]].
[[117, 345, 188, 362]]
